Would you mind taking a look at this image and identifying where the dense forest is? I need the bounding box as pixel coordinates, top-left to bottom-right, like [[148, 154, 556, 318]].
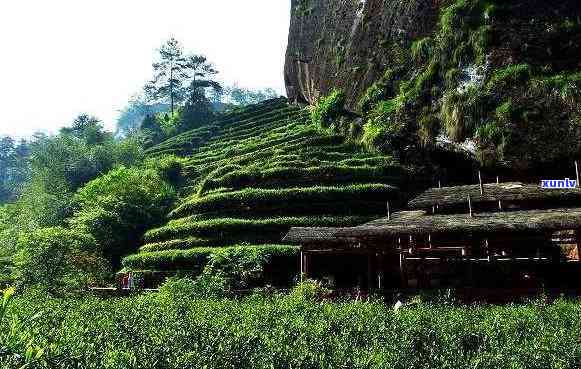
[[0, 38, 280, 291]]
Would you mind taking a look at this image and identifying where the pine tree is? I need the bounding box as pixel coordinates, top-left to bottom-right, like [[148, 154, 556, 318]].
[[144, 38, 188, 115]]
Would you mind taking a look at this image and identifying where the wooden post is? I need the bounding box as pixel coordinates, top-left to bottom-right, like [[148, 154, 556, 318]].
[[399, 251, 408, 288], [300, 251, 310, 281], [496, 176, 500, 184], [468, 195, 473, 217], [478, 171, 484, 195], [484, 239, 491, 262], [575, 229, 581, 261], [387, 201, 391, 220], [575, 160, 581, 188], [498, 200, 503, 211], [300, 251, 304, 282], [367, 254, 373, 291], [438, 180, 442, 189], [377, 253, 384, 290]]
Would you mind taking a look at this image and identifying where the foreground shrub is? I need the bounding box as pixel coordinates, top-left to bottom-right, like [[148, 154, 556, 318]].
[[70, 167, 176, 267], [2, 292, 581, 368], [13, 227, 107, 293], [122, 245, 299, 288], [201, 246, 298, 290], [157, 276, 227, 300], [287, 280, 330, 303]]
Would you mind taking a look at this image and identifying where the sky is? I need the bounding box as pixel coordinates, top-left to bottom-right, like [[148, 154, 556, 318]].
[[0, 0, 291, 137]]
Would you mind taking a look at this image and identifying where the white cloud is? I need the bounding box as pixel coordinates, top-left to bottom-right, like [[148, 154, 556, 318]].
[[0, 0, 291, 137]]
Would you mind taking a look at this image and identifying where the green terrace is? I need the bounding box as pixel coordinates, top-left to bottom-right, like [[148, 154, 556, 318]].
[[122, 98, 408, 277]]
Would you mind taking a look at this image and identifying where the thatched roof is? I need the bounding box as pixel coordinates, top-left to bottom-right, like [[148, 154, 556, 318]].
[[282, 227, 357, 244], [408, 182, 581, 209], [283, 208, 581, 244]]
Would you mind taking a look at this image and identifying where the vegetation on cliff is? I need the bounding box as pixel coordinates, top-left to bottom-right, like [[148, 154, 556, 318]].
[[304, 0, 581, 170]]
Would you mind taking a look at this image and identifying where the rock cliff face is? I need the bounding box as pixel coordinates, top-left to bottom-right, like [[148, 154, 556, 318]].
[[285, 0, 441, 111], [285, 0, 581, 171]]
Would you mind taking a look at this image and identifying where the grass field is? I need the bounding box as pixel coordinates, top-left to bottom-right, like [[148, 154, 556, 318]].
[[122, 98, 407, 276], [2, 288, 580, 369]]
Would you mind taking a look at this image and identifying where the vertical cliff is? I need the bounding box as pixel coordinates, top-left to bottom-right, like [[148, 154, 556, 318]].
[[285, 0, 441, 110], [285, 0, 581, 171]]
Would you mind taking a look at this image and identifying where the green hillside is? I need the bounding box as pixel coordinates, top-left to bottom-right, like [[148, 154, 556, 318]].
[[121, 98, 407, 276]]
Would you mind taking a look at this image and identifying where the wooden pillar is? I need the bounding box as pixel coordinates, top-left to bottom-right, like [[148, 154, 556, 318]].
[[300, 250, 304, 282], [367, 253, 373, 291], [478, 170, 484, 195], [576, 229, 581, 261], [399, 251, 408, 288], [377, 253, 384, 290], [468, 195, 473, 217], [575, 160, 581, 188], [484, 238, 491, 262], [300, 250, 310, 281]]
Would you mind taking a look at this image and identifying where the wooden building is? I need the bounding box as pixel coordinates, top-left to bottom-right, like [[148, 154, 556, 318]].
[[283, 181, 581, 295]]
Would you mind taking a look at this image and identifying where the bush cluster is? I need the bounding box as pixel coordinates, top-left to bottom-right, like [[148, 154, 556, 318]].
[[311, 89, 346, 128], [2, 288, 581, 368]]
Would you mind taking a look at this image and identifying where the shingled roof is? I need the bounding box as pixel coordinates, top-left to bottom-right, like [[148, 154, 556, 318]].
[[284, 208, 581, 244], [408, 182, 581, 210]]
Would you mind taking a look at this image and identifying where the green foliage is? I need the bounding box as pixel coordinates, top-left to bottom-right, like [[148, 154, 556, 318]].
[[70, 167, 176, 267], [294, 0, 315, 17], [122, 99, 405, 276], [123, 245, 298, 286], [358, 68, 403, 114], [172, 183, 397, 218], [487, 64, 532, 92], [362, 99, 408, 154], [417, 108, 440, 147], [3, 292, 581, 368], [144, 216, 374, 244], [288, 280, 330, 303], [440, 86, 485, 142], [140, 114, 167, 147], [410, 37, 434, 64], [13, 227, 106, 293], [60, 114, 111, 145], [157, 276, 227, 300], [0, 136, 30, 203], [145, 154, 187, 187], [225, 86, 279, 106], [122, 247, 216, 270], [197, 165, 402, 194], [201, 246, 298, 290], [311, 89, 345, 128], [139, 237, 217, 252]]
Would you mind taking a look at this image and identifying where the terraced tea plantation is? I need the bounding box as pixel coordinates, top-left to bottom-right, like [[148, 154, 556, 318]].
[[122, 98, 406, 281]]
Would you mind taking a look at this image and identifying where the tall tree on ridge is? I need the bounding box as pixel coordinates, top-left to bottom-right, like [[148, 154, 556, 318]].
[[183, 54, 221, 107], [144, 38, 188, 116], [178, 55, 222, 131]]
